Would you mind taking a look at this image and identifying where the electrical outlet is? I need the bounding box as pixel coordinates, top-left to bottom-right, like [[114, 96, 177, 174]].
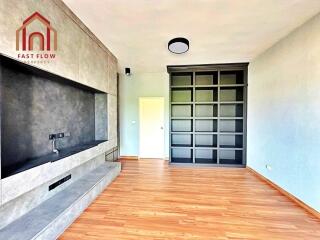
[[57, 132, 64, 138], [49, 134, 56, 140], [266, 164, 272, 171], [49, 133, 65, 140]]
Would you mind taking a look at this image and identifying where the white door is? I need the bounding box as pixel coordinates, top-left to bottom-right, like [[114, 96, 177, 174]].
[[139, 97, 165, 158]]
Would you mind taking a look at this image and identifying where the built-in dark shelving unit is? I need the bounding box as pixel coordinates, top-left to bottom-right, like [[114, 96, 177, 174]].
[[168, 64, 248, 166]]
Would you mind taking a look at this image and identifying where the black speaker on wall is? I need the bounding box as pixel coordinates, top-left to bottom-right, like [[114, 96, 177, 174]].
[[125, 68, 131, 76]]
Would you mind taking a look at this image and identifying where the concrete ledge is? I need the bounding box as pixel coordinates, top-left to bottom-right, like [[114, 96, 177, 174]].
[[2, 141, 108, 204], [0, 154, 106, 230], [0, 162, 121, 240]]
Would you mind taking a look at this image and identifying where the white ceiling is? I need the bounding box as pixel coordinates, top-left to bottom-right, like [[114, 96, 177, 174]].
[[63, 0, 320, 73]]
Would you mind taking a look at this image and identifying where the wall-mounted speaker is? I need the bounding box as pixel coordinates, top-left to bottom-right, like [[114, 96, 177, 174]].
[[125, 68, 131, 76]]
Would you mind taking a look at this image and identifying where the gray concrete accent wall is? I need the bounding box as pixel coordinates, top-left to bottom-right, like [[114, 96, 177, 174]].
[[0, 0, 118, 150], [0, 0, 118, 94], [0, 0, 119, 221], [0, 153, 106, 229], [108, 94, 117, 144], [0, 0, 119, 158], [0, 161, 121, 239], [39, 162, 120, 240], [95, 94, 108, 140], [1, 141, 109, 205], [1, 60, 95, 170]]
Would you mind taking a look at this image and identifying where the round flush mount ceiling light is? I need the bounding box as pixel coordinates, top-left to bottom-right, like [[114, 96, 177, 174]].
[[168, 37, 189, 54]]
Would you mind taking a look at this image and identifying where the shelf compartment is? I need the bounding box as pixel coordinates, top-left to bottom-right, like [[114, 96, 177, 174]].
[[171, 88, 193, 102], [219, 135, 243, 148], [220, 119, 243, 133], [171, 73, 193, 86], [195, 149, 217, 164], [219, 150, 243, 165], [220, 87, 243, 102], [220, 104, 243, 117], [195, 104, 217, 117], [171, 148, 193, 163], [195, 71, 218, 85], [195, 87, 218, 102], [195, 119, 217, 132], [220, 71, 244, 85], [171, 134, 193, 147], [171, 119, 193, 132], [195, 134, 217, 147], [171, 104, 193, 118]]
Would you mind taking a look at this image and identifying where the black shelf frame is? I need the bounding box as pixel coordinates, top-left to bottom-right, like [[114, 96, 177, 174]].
[[168, 63, 248, 166]]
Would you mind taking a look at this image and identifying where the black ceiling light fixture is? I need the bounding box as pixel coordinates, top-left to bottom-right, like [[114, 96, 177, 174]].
[[168, 37, 189, 54]]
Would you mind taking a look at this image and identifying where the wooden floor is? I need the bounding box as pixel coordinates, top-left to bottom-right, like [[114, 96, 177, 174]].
[[60, 159, 320, 240]]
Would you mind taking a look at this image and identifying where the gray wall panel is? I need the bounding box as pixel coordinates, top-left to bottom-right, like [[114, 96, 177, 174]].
[[1, 61, 95, 170]]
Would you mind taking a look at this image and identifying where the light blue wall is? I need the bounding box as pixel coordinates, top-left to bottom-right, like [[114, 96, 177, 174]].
[[119, 72, 169, 157], [248, 13, 320, 212]]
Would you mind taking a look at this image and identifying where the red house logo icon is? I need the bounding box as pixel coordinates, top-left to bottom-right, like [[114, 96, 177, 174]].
[[16, 12, 57, 51]]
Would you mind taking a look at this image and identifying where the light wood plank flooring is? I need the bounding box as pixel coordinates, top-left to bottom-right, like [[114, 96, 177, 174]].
[[60, 159, 320, 240]]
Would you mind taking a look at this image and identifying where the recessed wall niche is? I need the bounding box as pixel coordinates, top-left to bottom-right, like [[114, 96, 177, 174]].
[[0, 55, 108, 178]]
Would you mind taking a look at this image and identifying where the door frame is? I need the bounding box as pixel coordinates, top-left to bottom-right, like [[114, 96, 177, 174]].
[[138, 97, 165, 159]]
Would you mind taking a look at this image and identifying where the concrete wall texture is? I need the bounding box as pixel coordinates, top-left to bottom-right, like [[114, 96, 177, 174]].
[[0, 0, 118, 151], [248, 13, 320, 212], [1, 59, 96, 169], [0, 0, 118, 211], [0, 0, 117, 94]]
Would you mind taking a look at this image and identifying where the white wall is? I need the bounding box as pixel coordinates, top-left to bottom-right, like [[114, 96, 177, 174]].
[[119, 72, 169, 158], [248, 13, 320, 212]]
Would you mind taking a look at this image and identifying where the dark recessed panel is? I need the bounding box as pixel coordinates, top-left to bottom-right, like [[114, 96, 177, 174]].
[[49, 174, 71, 191], [1, 57, 98, 178]]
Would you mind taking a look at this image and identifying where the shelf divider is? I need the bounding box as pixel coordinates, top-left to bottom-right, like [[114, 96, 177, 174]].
[[192, 71, 196, 164], [217, 69, 220, 164]]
